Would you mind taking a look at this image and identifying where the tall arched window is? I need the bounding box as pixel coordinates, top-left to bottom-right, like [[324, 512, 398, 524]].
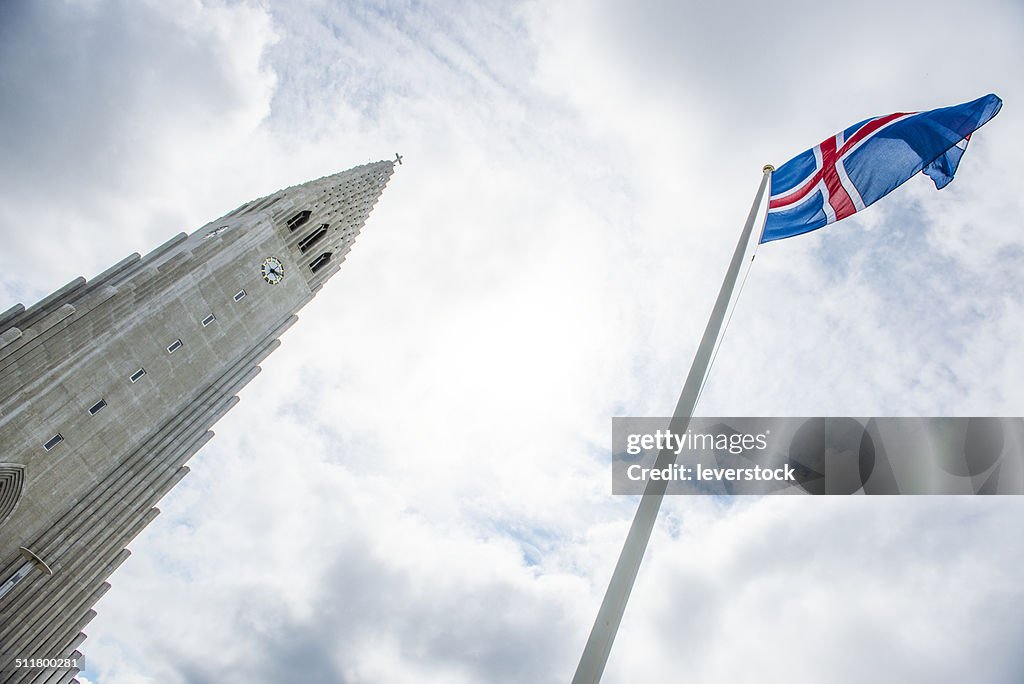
[[298, 224, 329, 253], [286, 210, 312, 231], [309, 252, 333, 274]]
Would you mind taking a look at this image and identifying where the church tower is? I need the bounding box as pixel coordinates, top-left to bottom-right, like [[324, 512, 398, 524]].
[[0, 159, 396, 682]]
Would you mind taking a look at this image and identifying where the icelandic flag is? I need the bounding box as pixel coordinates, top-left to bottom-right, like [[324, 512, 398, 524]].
[[762, 93, 1002, 243]]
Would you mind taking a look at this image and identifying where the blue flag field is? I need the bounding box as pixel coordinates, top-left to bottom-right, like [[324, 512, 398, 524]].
[[762, 93, 1002, 243]]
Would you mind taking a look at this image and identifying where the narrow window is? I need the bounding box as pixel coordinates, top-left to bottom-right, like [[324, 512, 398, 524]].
[[130, 368, 146, 383], [88, 399, 107, 415], [202, 313, 216, 327], [0, 563, 34, 600], [309, 252, 333, 274], [298, 224, 329, 253], [167, 339, 183, 354], [286, 210, 312, 231], [203, 225, 229, 240], [43, 434, 64, 451], [233, 289, 247, 302]]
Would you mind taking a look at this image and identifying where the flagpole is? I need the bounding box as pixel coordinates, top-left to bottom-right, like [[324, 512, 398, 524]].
[[571, 165, 774, 684]]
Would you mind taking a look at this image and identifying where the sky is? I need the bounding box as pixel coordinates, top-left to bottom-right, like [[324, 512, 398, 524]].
[[1, 0, 1023, 682]]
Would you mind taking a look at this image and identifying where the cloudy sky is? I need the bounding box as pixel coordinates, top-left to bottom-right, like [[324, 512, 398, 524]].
[[2, 0, 1024, 682]]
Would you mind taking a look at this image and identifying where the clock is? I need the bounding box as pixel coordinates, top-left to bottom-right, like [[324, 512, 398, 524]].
[[261, 256, 285, 285]]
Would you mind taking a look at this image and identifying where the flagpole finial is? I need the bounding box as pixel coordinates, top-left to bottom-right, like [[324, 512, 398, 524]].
[[763, 164, 775, 173]]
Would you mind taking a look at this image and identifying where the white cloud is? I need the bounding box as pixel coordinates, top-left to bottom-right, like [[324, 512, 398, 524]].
[[0, 0, 278, 302], [1, 0, 1023, 682]]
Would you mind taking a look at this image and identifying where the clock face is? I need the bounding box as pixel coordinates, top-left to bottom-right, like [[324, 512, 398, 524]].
[[261, 256, 285, 285]]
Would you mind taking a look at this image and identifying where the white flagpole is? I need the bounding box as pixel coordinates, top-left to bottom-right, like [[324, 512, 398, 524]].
[[571, 165, 774, 684]]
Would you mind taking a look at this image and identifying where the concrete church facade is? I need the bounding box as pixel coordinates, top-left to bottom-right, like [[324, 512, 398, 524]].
[[0, 159, 396, 682]]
